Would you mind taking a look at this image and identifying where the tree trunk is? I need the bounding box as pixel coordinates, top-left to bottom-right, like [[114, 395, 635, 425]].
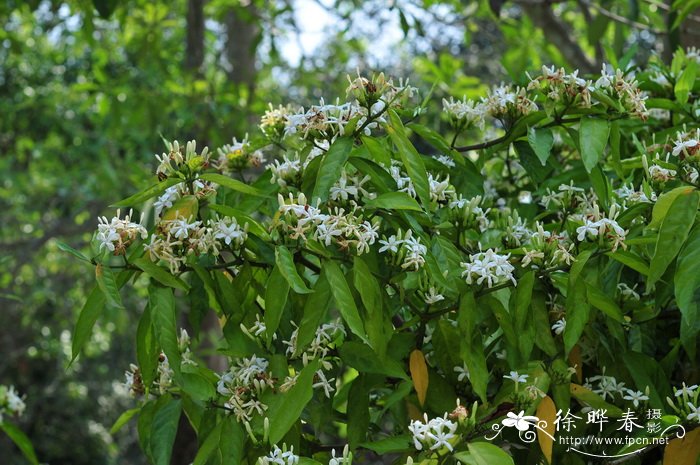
[[224, 4, 259, 105], [185, 0, 205, 74]]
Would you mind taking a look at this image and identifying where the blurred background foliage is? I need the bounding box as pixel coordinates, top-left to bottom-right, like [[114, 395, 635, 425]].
[[0, 0, 698, 463]]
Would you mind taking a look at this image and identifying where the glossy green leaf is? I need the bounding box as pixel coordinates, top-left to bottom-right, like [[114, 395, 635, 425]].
[[150, 398, 182, 465], [133, 257, 189, 291], [198, 172, 263, 196], [648, 191, 699, 288], [528, 126, 554, 165], [56, 241, 90, 262], [675, 224, 700, 357], [275, 246, 312, 294], [579, 117, 610, 172], [387, 110, 431, 206], [649, 186, 695, 229], [564, 249, 594, 355], [112, 177, 182, 207], [323, 259, 367, 342], [312, 136, 353, 203], [267, 360, 319, 444], [208, 203, 269, 240], [606, 250, 650, 275], [264, 265, 290, 344], [192, 421, 222, 465], [110, 407, 141, 435], [149, 284, 181, 380], [674, 60, 697, 105], [363, 191, 422, 211], [95, 263, 124, 310], [0, 422, 39, 465], [467, 442, 515, 465], [137, 304, 159, 388]]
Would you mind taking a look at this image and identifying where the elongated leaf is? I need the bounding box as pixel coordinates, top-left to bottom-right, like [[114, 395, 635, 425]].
[[198, 172, 263, 196], [133, 257, 189, 291], [275, 246, 312, 294], [267, 360, 319, 444], [579, 117, 610, 172], [564, 250, 594, 355], [219, 416, 245, 463], [364, 192, 422, 211], [570, 384, 623, 417], [606, 250, 649, 275], [265, 265, 290, 344], [648, 191, 699, 288], [338, 341, 408, 379], [347, 374, 370, 447], [536, 396, 556, 464], [0, 422, 39, 465], [409, 349, 429, 406], [149, 284, 181, 380], [96, 263, 124, 310], [192, 421, 222, 465], [458, 292, 488, 402], [312, 136, 353, 203], [674, 60, 697, 105], [528, 127, 554, 165], [150, 398, 182, 465], [675, 224, 700, 357], [56, 241, 90, 262], [137, 304, 159, 388], [663, 426, 700, 465], [586, 283, 625, 323], [323, 259, 367, 342], [387, 110, 431, 206], [360, 136, 392, 167], [295, 268, 332, 354], [112, 178, 182, 207], [407, 122, 453, 153], [110, 407, 141, 435], [353, 256, 387, 356], [649, 186, 695, 229], [71, 286, 105, 362]]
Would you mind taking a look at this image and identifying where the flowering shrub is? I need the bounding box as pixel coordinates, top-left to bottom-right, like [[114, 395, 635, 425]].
[[67, 50, 700, 464]]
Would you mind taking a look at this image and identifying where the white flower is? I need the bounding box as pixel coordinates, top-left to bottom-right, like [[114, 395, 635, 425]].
[[378, 235, 402, 254], [672, 138, 699, 157], [212, 217, 247, 246], [504, 371, 528, 384], [674, 382, 698, 397], [5, 386, 26, 416], [423, 287, 445, 305], [687, 403, 700, 423], [258, 445, 299, 465], [435, 155, 456, 168], [170, 218, 200, 240], [502, 411, 539, 431], [461, 249, 516, 288], [623, 389, 649, 408], [409, 414, 458, 452], [96, 228, 120, 252], [454, 364, 470, 382], [551, 318, 566, 336]]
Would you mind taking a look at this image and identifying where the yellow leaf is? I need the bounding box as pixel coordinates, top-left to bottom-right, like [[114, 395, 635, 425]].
[[536, 395, 556, 464], [161, 195, 199, 221], [568, 344, 582, 383], [409, 349, 429, 407], [406, 400, 423, 421], [664, 427, 700, 465]]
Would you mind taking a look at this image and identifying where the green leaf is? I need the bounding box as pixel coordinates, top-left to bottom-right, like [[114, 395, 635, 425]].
[[295, 268, 332, 354], [96, 263, 124, 310], [56, 241, 90, 262], [360, 136, 392, 167], [149, 284, 181, 380], [359, 435, 411, 454], [674, 224, 700, 357], [586, 283, 625, 323], [267, 360, 320, 444], [564, 249, 594, 355], [528, 127, 554, 165], [570, 384, 623, 417], [347, 374, 370, 447], [150, 398, 182, 465], [137, 304, 159, 388], [71, 286, 105, 362], [407, 122, 453, 153], [219, 416, 245, 463], [648, 191, 699, 288], [110, 407, 141, 435], [275, 246, 312, 294], [649, 186, 695, 229], [363, 192, 423, 211], [192, 421, 222, 465], [265, 265, 290, 344], [133, 257, 189, 292], [0, 422, 39, 465], [353, 256, 387, 356], [338, 341, 408, 379], [675, 60, 697, 105], [606, 250, 650, 275], [467, 442, 515, 465], [387, 110, 431, 206], [198, 173, 263, 196], [323, 259, 367, 343], [312, 136, 354, 203], [458, 292, 488, 402], [112, 178, 182, 207], [579, 117, 610, 172]]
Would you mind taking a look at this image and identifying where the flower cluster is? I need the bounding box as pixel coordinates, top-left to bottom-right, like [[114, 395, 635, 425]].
[[667, 383, 700, 424], [155, 140, 210, 179], [144, 215, 247, 273], [442, 96, 485, 130], [276, 193, 379, 255], [584, 369, 627, 401], [461, 248, 516, 288], [216, 135, 265, 173], [594, 66, 648, 119], [378, 229, 428, 271], [284, 99, 375, 141], [96, 209, 148, 255], [408, 413, 459, 452], [520, 222, 574, 269], [260, 104, 292, 140], [217, 355, 275, 423], [123, 351, 174, 397], [258, 445, 299, 465], [527, 65, 591, 106], [153, 180, 217, 217], [574, 204, 627, 252], [0, 385, 26, 423]]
